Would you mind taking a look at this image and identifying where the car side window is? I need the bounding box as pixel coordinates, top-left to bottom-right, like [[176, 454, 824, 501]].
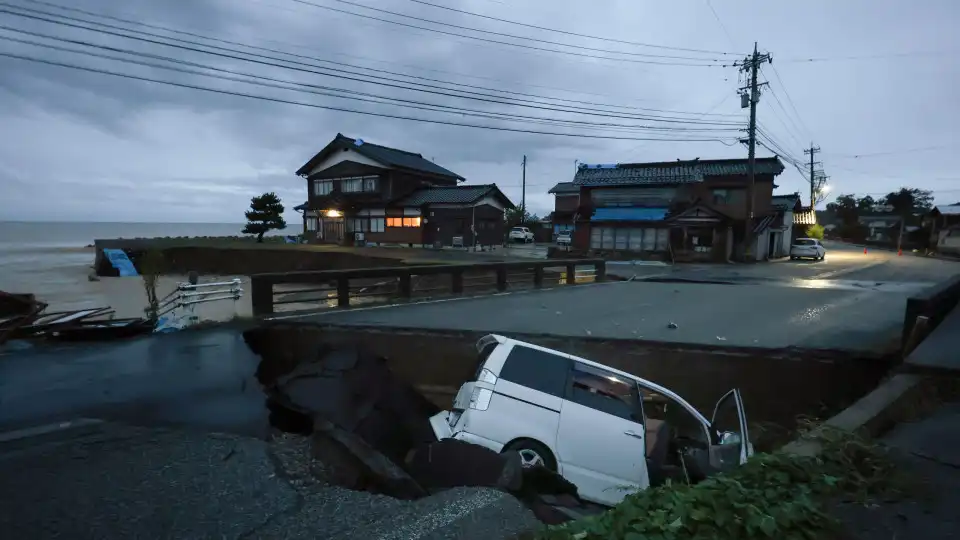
[[566, 363, 641, 423], [498, 345, 570, 397]]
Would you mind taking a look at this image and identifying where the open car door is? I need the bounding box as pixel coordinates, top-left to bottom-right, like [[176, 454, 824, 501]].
[[707, 389, 751, 470]]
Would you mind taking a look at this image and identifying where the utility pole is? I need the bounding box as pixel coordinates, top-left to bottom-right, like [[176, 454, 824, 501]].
[[521, 154, 527, 216], [737, 43, 771, 259], [804, 144, 821, 208]]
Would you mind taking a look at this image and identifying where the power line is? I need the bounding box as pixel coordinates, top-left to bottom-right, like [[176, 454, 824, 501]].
[[402, 0, 742, 56], [825, 145, 956, 159], [318, 0, 727, 62], [16, 0, 743, 118], [780, 50, 957, 63], [0, 30, 742, 135], [766, 63, 812, 141], [0, 5, 744, 126], [288, 0, 728, 66], [0, 51, 740, 143], [20, 0, 722, 108], [704, 0, 736, 49]]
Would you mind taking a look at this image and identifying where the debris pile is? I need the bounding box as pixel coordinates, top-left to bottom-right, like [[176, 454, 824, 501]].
[[244, 324, 601, 524], [0, 291, 151, 346]]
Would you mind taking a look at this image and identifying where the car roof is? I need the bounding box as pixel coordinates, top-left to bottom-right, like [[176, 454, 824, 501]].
[[795, 237, 817, 241], [480, 334, 709, 424]]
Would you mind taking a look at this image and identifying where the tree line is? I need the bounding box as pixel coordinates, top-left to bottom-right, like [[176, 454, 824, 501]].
[[823, 187, 935, 244]]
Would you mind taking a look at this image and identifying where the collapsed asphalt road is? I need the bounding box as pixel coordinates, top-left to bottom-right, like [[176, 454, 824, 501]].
[[244, 324, 602, 525]]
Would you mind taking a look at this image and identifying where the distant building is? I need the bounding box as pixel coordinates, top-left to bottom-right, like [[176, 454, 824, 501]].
[[547, 181, 579, 239], [926, 204, 960, 253], [293, 134, 513, 248], [568, 157, 785, 262], [770, 193, 803, 257]]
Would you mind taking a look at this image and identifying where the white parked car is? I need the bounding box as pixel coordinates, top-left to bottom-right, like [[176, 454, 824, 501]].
[[508, 227, 535, 243], [429, 335, 753, 507], [790, 238, 826, 261], [556, 230, 572, 246]]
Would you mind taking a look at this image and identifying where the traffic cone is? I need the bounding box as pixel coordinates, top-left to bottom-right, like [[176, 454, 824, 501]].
[[864, 247, 868, 254], [898, 249, 902, 256]]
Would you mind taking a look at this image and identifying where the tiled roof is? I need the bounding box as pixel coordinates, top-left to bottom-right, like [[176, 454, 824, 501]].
[[771, 193, 801, 209], [296, 134, 464, 180], [548, 182, 580, 194], [573, 157, 785, 186], [393, 184, 514, 207], [934, 204, 960, 216], [293, 201, 308, 211]]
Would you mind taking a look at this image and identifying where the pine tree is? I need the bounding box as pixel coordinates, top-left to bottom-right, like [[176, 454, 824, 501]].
[[242, 192, 287, 242]]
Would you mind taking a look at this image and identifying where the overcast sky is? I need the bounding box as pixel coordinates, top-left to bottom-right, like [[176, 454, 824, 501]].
[[1, 0, 957, 224]]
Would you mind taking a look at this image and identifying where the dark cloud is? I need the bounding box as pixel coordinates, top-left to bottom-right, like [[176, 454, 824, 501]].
[[1, 0, 959, 223]]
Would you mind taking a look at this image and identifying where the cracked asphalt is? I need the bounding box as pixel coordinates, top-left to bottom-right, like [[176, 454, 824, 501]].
[[0, 421, 538, 540]]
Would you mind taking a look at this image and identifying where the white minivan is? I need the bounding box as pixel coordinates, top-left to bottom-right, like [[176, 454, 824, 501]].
[[429, 335, 753, 506]]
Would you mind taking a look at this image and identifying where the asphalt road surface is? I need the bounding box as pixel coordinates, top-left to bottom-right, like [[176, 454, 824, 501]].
[[299, 242, 958, 353]]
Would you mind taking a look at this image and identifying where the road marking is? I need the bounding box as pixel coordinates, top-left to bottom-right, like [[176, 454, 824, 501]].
[[0, 418, 103, 444], [811, 260, 886, 280]]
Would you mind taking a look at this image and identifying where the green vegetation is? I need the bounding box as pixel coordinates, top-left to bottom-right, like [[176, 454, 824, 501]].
[[805, 223, 825, 240], [242, 192, 287, 242], [538, 427, 902, 540]]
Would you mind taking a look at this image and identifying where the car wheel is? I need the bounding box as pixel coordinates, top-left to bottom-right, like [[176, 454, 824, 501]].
[[504, 439, 557, 471]]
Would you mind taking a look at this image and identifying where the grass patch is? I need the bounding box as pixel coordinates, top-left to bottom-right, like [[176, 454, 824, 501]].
[[537, 424, 905, 540]]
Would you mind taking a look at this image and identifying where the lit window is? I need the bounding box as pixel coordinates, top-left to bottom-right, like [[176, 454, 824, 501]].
[[386, 217, 421, 228]]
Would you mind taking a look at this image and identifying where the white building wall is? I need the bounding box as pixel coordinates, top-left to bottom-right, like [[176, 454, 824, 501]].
[[309, 148, 384, 176]]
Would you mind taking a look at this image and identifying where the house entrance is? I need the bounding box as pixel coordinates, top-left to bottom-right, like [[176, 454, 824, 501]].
[[321, 217, 344, 243]]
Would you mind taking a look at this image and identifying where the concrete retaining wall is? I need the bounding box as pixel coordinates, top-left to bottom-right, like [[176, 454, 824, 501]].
[[93, 240, 406, 276], [902, 274, 960, 351]]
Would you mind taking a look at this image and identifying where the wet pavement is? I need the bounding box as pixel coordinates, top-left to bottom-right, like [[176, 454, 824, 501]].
[[0, 326, 268, 435], [297, 279, 915, 352]]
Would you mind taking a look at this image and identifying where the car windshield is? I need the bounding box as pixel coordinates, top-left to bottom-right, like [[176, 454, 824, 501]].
[[511, 228, 524, 232], [558, 231, 571, 237], [794, 239, 816, 246]]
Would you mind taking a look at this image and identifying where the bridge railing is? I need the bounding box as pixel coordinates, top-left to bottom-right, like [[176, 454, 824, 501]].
[[250, 259, 606, 316]]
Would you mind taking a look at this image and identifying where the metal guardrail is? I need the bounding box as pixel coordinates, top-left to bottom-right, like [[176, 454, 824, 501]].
[[155, 279, 244, 330], [250, 259, 606, 316]]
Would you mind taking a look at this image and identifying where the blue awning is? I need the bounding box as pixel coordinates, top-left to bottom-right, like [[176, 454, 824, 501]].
[[592, 207, 668, 222]]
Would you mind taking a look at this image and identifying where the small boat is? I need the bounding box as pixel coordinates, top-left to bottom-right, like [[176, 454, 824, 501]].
[[43, 317, 155, 342]]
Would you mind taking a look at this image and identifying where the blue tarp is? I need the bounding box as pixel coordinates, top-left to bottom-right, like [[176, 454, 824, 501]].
[[592, 207, 668, 222], [102, 248, 139, 277]]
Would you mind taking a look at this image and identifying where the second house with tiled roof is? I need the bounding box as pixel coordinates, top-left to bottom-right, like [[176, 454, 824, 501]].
[[294, 134, 514, 248]]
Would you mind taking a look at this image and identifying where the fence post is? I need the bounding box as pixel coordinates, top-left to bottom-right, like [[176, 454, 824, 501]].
[[337, 277, 350, 308], [496, 265, 508, 291], [595, 260, 606, 282], [451, 269, 464, 294], [399, 273, 412, 298], [533, 265, 544, 288], [250, 276, 274, 316], [565, 263, 577, 286]]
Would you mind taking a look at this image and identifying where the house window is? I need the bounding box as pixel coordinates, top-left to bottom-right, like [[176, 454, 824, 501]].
[[712, 189, 743, 205], [305, 217, 318, 231], [313, 180, 332, 196], [341, 178, 363, 193], [386, 217, 421, 228], [363, 177, 378, 192], [590, 226, 666, 251], [370, 218, 385, 233], [346, 218, 369, 232]]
